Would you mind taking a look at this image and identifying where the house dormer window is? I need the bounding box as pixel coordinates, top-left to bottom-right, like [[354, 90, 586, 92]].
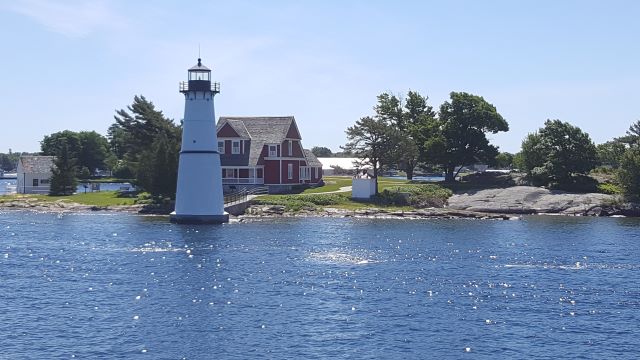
[[232, 140, 240, 154], [269, 145, 277, 157], [288, 140, 293, 156], [218, 141, 224, 154]]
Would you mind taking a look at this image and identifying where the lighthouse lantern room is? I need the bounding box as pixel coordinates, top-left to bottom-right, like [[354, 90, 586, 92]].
[[170, 58, 228, 224]]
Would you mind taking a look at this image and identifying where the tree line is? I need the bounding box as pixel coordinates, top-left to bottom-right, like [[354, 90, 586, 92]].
[[42, 95, 181, 197], [0, 151, 34, 171], [344, 90, 640, 199], [344, 91, 508, 192]]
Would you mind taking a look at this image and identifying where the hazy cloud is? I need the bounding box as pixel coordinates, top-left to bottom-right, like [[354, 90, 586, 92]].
[[4, 0, 126, 37]]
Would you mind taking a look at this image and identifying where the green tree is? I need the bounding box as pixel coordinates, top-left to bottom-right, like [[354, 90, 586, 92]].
[[424, 92, 509, 181], [41, 130, 81, 158], [344, 116, 400, 194], [41, 130, 111, 175], [77, 131, 110, 173], [618, 147, 640, 199], [374, 91, 437, 179], [520, 120, 597, 186], [512, 152, 525, 171], [616, 120, 640, 147], [136, 132, 180, 198], [49, 141, 78, 195], [597, 141, 627, 168], [495, 152, 514, 169], [0, 153, 14, 170], [311, 146, 333, 157], [110, 95, 181, 196]]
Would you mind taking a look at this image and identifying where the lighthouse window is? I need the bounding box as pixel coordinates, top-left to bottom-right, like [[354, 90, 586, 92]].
[[189, 71, 210, 81], [232, 140, 240, 154]]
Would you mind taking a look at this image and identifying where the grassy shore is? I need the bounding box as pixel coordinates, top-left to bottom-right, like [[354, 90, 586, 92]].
[[0, 191, 136, 206], [255, 176, 452, 212]]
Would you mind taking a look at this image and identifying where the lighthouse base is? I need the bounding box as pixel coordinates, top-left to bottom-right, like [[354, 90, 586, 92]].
[[170, 211, 229, 224]]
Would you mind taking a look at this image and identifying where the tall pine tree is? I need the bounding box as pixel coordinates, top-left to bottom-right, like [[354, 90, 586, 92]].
[[49, 140, 78, 195]]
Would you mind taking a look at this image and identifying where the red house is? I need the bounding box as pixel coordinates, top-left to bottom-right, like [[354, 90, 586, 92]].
[[216, 116, 323, 193]]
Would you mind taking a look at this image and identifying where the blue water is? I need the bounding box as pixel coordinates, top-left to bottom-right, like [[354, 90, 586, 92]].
[[0, 179, 16, 194], [1, 212, 640, 359]]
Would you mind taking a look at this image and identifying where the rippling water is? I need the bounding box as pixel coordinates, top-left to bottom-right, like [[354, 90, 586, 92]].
[[1, 212, 640, 359]]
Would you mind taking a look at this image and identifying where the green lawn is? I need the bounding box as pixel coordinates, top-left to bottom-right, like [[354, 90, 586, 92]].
[[254, 176, 449, 212], [301, 176, 352, 193], [302, 176, 416, 194], [0, 191, 136, 206]]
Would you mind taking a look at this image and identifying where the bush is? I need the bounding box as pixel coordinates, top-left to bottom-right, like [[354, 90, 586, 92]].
[[253, 193, 348, 211], [375, 184, 452, 208], [549, 174, 599, 193], [302, 193, 349, 206], [134, 192, 153, 204], [529, 166, 552, 186], [597, 182, 622, 195]]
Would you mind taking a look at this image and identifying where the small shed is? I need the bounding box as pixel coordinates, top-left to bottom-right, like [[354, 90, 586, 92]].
[[16, 156, 55, 194]]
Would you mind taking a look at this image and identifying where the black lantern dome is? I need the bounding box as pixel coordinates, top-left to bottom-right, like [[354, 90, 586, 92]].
[[180, 58, 219, 93]]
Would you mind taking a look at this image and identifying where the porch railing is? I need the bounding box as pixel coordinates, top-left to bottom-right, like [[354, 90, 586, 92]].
[[224, 186, 268, 205], [222, 178, 264, 185]]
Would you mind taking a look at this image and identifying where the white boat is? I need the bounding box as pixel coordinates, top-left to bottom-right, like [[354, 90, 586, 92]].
[[0, 172, 17, 179]]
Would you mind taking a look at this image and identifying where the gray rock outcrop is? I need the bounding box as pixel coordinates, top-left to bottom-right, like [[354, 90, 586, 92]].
[[447, 186, 616, 215]]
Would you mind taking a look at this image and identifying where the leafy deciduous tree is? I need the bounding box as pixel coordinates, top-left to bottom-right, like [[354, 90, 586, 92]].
[[597, 141, 627, 169], [311, 146, 333, 157], [618, 147, 640, 199], [425, 92, 509, 181], [495, 152, 514, 169], [520, 120, 597, 186]]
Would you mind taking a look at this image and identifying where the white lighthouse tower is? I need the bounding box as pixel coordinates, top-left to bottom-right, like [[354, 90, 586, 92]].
[[170, 58, 229, 224]]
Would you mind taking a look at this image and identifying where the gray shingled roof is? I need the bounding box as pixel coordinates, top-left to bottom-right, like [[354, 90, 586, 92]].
[[303, 149, 322, 167], [19, 156, 55, 174], [218, 117, 296, 166]]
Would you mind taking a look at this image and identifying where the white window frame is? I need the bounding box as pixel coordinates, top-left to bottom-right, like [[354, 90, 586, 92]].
[[232, 140, 241, 154], [224, 168, 235, 178], [218, 140, 225, 154], [300, 166, 310, 180], [269, 145, 278, 157], [288, 140, 293, 156], [288, 163, 293, 180]]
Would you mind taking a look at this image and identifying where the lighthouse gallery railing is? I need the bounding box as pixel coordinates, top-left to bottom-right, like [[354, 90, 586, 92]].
[[179, 82, 220, 93]]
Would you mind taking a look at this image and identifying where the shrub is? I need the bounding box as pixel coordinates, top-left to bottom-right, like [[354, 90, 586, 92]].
[[302, 193, 349, 206], [549, 174, 599, 193], [253, 193, 348, 212], [375, 184, 452, 208], [597, 182, 622, 195]]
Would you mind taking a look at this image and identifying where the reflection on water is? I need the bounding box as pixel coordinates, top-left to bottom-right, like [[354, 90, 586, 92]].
[[1, 212, 640, 358]]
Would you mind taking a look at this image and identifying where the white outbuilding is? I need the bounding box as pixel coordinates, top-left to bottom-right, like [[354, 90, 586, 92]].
[[16, 156, 55, 194]]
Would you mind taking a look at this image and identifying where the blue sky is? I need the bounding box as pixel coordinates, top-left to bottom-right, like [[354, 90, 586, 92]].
[[1, 0, 638, 153]]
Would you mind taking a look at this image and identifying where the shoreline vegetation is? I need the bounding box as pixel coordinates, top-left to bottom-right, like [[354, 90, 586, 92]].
[[2, 175, 638, 220]]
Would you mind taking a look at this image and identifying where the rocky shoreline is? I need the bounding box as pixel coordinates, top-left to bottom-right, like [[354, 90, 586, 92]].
[[1, 186, 639, 219]]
